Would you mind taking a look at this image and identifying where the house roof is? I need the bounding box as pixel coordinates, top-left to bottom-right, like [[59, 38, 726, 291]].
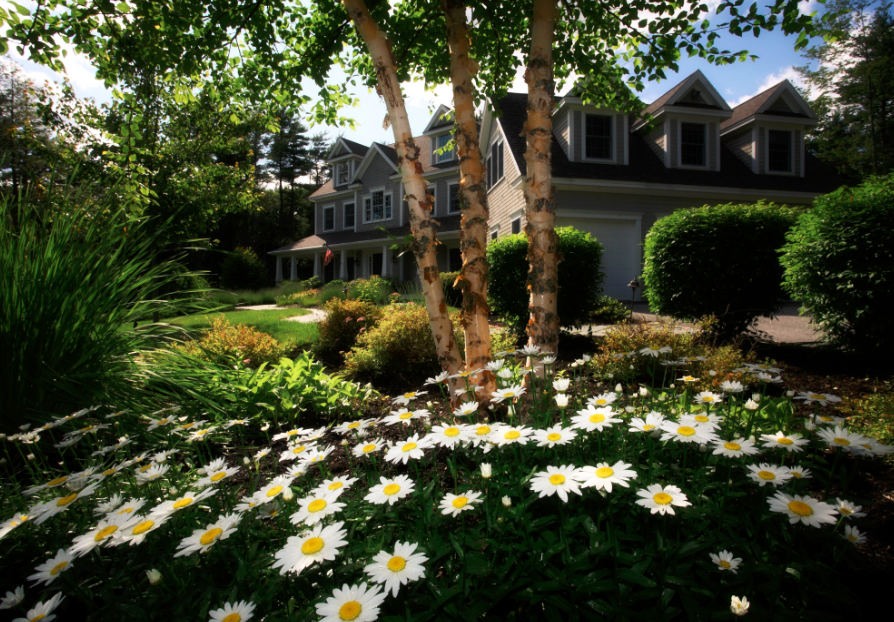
[[341, 138, 370, 156], [495, 92, 844, 194], [720, 81, 812, 132], [270, 215, 463, 254]]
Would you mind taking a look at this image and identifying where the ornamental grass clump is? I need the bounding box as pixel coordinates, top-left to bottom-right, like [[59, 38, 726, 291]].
[[0, 343, 887, 620]]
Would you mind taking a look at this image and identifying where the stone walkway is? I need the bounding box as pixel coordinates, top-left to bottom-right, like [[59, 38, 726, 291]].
[[234, 305, 327, 324]]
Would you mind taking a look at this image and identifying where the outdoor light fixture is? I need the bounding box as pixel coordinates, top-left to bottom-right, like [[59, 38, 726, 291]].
[[628, 278, 640, 317]]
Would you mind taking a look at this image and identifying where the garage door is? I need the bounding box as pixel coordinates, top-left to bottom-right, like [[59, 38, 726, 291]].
[[556, 216, 641, 301]]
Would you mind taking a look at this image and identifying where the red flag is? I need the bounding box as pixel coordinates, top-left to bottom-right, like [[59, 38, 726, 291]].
[[323, 246, 334, 266]]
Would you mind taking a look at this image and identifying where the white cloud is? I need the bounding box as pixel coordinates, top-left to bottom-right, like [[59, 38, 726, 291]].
[[728, 66, 816, 107]]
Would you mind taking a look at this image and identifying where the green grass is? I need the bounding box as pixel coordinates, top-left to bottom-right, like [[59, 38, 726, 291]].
[[136, 309, 318, 346], [209, 282, 308, 307]]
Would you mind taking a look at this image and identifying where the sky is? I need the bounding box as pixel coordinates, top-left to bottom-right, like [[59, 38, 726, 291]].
[[2, 0, 826, 148]]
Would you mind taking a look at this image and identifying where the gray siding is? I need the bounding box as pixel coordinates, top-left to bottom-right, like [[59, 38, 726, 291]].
[[669, 119, 679, 168], [757, 126, 766, 174], [572, 111, 582, 162], [643, 121, 665, 161], [485, 120, 525, 238], [723, 129, 753, 168], [355, 153, 402, 233], [554, 109, 570, 159]]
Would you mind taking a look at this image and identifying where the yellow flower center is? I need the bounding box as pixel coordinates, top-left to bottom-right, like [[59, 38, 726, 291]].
[[302, 537, 324, 555], [595, 467, 614, 478], [287, 430, 299, 436], [139, 464, 153, 472], [383, 484, 401, 496], [47, 476, 68, 486], [757, 470, 776, 480], [720, 560, 731, 569], [94, 525, 118, 542], [840, 507, 852, 515], [788, 501, 813, 516], [222, 614, 241, 622], [347, 422, 360, 429], [117, 507, 134, 514], [56, 493, 78, 507], [677, 426, 696, 437], [50, 561, 68, 575], [182, 423, 195, 429], [266, 486, 283, 498], [404, 393, 415, 399], [173, 498, 193, 509], [158, 419, 169, 425], [387, 556, 407, 572], [200, 528, 223, 546], [402, 442, 417, 452], [292, 446, 306, 454], [210, 472, 227, 482], [476, 426, 491, 435], [399, 413, 413, 420], [848, 534, 857, 542], [328, 482, 343, 490], [790, 470, 803, 479], [694, 415, 709, 423], [810, 394, 825, 400], [820, 416, 833, 422], [362, 444, 377, 453], [132, 520, 155, 535], [504, 430, 520, 440], [589, 414, 606, 424], [549, 474, 566, 486], [452, 496, 468, 509], [777, 437, 794, 445], [833, 437, 850, 446], [643, 424, 655, 431], [338, 601, 362, 621], [724, 442, 741, 451], [594, 399, 607, 405], [653, 493, 673, 505], [308, 499, 327, 513], [445, 427, 460, 437], [102, 468, 117, 476], [504, 391, 516, 398], [31, 615, 46, 622], [547, 433, 562, 442], [195, 429, 209, 436], [684, 376, 695, 381]]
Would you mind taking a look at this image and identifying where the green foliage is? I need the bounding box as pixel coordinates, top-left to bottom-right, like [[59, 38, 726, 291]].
[[439, 270, 463, 308], [276, 283, 347, 307], [781, 174, 894, 352], [488, 227, 605, 336], [172, 316, 293, 368], [313, 298, 380, 356], [156, 308, 316, 347], [837, 382, 894, 461], [348, 275, 394, 305], [219, 246, 269, 290], [591, 295, 630, 325], [643, 202, 799, 338], [345, 302, 462, 379], [208, 282, 307, 308]]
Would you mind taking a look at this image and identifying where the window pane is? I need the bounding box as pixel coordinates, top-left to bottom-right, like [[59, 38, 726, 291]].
[[384, 194, 392, 219], [449, 185, 461, 213], [768, 130, 792, 172], [486, 156, 492, 189], [324, 208, 334, 230], [511, 218, 521, 235], [437, 134, 453, 162], [498, 141, 504, 179], [585, 115, 613, 160], [491, 231, 498, 240], [364, 198, 371, 222], [344, 203, 354, 228], [337, 163, 348, 184], [680, 123, 706, 166], [372, 191, 383, 220]]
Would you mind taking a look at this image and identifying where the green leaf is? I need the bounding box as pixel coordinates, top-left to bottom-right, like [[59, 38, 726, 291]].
[[9, 1, 29, 16]]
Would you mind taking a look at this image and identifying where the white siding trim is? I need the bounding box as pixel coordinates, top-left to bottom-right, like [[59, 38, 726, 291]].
[[446, 181, 461, 214], [751, 127, 759, 174], [568, 110, 576, 163]]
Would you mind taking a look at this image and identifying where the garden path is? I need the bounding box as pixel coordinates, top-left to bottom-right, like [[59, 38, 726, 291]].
[[234, 305, 327, 323]]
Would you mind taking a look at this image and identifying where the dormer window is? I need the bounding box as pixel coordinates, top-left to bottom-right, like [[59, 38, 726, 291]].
[[680, 123, 706, 167], [363, 190, 392, 223], [768, 130, 792, 173], [584, 114, 613, 160], [336, 162, 350, 185], [435, 134, 454, 163]]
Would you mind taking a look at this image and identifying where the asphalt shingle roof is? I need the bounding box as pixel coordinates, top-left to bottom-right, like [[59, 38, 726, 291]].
[[271, 215, 463, 253]]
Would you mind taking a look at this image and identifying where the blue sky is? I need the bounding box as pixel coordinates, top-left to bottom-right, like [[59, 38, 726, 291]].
[[3, 0, 825, 147]]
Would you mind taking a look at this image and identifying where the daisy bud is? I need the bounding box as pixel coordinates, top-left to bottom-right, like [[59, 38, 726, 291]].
[[0, 458, 5, 464], [650, 429, 662, 439], [26, 453, 35, 461], [708, 370, 717, 377], [744, 399, 759, 411], [340, 439, 348, 447], [555, 393, 569, 408], [0, 433, 5, 440], [243, 457, 250, 465], [625, 406, 635, 413], [786, 390, 795, 398], [607, 373, 614, 379], [658, 393, 667, 402], [583, 354, 592, 362], [426, 401, 433, 408], [730, 596, 750, 616], [501, 495, 512, 508], [261, 423, 270, 431], [805, 420, 817, 431], [146, 569, 163, 585], [629, 365, 634, 370], [615, 384, 623, 392], [752, 393, 761, 402], [639, 387, 649, 397], [669, 384, 675, 389], [481, 463, 492, 479], [282, 486, 294, 501], [699, 443, 707, 453]]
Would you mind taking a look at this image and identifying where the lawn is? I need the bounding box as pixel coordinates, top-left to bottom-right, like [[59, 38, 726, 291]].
[[139, 308, 318, 346]]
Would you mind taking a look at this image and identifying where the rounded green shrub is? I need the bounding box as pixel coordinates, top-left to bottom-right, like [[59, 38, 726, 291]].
[[487, 227, 604, 335], [314, 298, 380, 356], [219, 246, 268, 290], [781, 175, 894, 352], [642, 202, 799, 338]]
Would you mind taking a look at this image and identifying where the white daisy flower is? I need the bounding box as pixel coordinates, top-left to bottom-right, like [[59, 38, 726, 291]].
[[107, 498, 146, 518], [755, 373, 783, 384], [312, 476, 359, 497], [284, 464, 307, 479], [813, 414, 846, 426], [175, 420, 207, 433], [491, 385, 526, 403], [0, 585, 24, 609], [209, 600, 255, 622], [196, 466, 241, 487], [468, 423, 496, 448], [272, 521, 348, 575], [316, 582, 386, 622], [290, 492, 345, 526], [439, 491, 483, 516], [14, 592, 64, 622], [187, 426, 217, 442], [576, 461, 637, 492], [279, 442, 317, 463], [135, 464, 170, 484], [794, 391, 842, 406], [529, 465, 583, 503], [767, 492, 837, 527], [816, 426, 869, 452], [30, 482, 99, 525], [253, 447, 271, 462], [835, 498, 866, 519], [197, 458, 227, 475], [152, 449, 179, 463], [224, 418, 250, 429], [69, 512, 136, 557], [23, 472, 77, 496], [252, 476, 294, 505], [27, 549, 75, 586], [257, 502, 283, 520], [334, 419, 374, 435], [587, 392, 617, 407], [678, 375, 699, 383], [496, 368, 514, 380], [693, 391, 723, 407], [430, 424, 472, 449], [628, 411, 665, 433], [571, 406, 622, 433], [114, 513, 171, 546], [0, 513, 31, 541], [174, 513, 242, 557], [853, 439, 894, 456], [300, 446, 335, 468], [533, 425, 578, 448], [272, 428, 314, 442], [424, 371, 450, 385], [491, 425, 533, 447], [298, 426, 330, 443], [639, 345, 671, 357], [392, 390, 428, 406], [353, 439, 384, 458], [94, 494, 124, 515], [709, 550, 742, 574], [453, 402, 479, 418], [680, 412, 723, 430], [760, 431, 809, 453], [517, 344, 541, 357], [234, 496, 262, 513], [659, 421, 718, 445], [381, 408, 422, 426], [843, 525, 867, 545], [746, 463, 792, 487], [635, 484, 691, 515], [364, 541, 428, 597], [711, 437, 759, 458], [786, 465, 812, 480], [720, 380, 744, 393], [384, 434, 433, 465], [364, 476, 415, 506], [149, 488, 217, 518], [553, 378, 571, 392]]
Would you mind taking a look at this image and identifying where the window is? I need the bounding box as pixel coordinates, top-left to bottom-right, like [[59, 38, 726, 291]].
[[336, 162, 350, 185], [448, 183, 461, 213], [511, 218, 521, 235], [435, 133, 454, 163], [343, 203, 355, 229], [585, 114, 613, 160], [487, 140, 505, 189], [449, 248, 463, 272], [768, 130, 792, 173], [680, 122, 706, 166], [491, 230, 498, 241], [364, 190, 392, 223], [323, 206, 335, 231], [427, 184, 436, 212]]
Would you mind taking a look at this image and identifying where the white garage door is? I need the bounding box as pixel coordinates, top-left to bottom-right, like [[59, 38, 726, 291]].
[[556, 216, 641, 301]]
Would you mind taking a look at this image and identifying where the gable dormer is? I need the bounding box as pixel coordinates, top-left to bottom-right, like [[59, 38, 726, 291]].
[[553, 87, 630, 165], [327, 137, 368, 189], [422, 104, 457, 166], [633, 70, 733, 172], [720, 80, 817, 177]]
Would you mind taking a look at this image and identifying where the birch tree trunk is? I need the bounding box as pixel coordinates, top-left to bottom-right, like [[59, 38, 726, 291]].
[[442, 0, 496, 395], [342, 0, 464, 382], [523, 0, 560, 360]]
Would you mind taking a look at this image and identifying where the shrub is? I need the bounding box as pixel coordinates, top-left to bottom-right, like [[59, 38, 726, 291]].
[[780, 175, 894, 352], [590, 295, 630, 325], [345, 302, 463, 378], [219, 246, 269, 290], [439, 270, 463, 308], [174, 316, 292, 367], [643, 201, 799, 338], [488, 227, 605, 336], [314, 298, 381, 356], [348, 275, 394, 305], [489, 325, 520, 354]]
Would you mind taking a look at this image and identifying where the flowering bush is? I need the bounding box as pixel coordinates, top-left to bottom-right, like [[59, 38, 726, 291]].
[[314, 298, 381, 356], [0, 345, 885, 621], [174, 316, 292, 367]]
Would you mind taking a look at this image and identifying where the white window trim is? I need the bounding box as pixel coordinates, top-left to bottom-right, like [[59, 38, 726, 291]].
[[446, 181, 461, 214], [765, 128, 796, 176], [322, 205, 336, 232], [487, 139, 505, 189], [335, 161, 351, 185], [509, 208, 524, 236], [361, 187, 394, 224], [434, 133, 455, 164], [676, 120, 710, 170], [490, 224, 500, 240], [581, 113, 616, 163], [343, 202, 356, 231]]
